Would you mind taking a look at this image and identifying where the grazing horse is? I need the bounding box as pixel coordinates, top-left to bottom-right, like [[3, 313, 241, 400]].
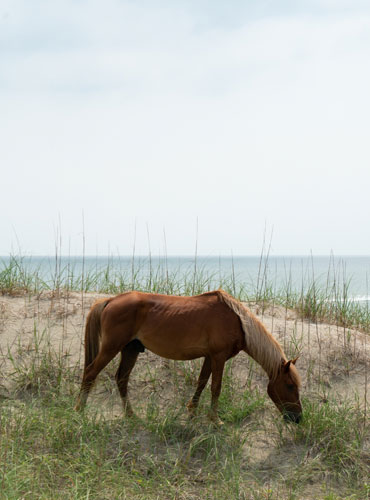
[[75, 290, 302, 424]]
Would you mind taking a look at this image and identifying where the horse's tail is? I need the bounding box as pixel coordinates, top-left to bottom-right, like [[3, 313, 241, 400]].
[[83, 298, 111, 369]]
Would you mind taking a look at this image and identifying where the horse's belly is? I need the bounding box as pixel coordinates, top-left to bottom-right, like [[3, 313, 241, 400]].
[[136, 330, 207, 361]]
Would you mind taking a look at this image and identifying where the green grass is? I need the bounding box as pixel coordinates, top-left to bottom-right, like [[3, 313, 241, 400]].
[[274, 396, 369, 487], [0, 255, 41, 295], [1, 389, 368, 499]]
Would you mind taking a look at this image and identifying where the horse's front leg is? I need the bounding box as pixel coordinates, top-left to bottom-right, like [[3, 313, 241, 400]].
[[187, 356, 211, 416], [209, 356, 226, 425]]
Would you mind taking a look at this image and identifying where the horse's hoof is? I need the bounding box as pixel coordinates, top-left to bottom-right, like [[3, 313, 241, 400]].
[[122, 400, 136, 418], [213, 418, 224, 427], [208, 414, 224, 427]]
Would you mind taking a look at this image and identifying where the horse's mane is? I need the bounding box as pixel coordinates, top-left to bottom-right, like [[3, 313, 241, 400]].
[[217, 290, 287, 381]]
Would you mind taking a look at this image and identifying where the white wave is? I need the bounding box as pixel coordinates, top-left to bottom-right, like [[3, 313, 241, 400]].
[[349, 296, 370, 303], [325, 295, 370, 303]]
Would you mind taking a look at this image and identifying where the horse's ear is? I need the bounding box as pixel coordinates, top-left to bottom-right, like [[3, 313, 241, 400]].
[[292, 356, 299, 365], [283, 360, 291, 373]]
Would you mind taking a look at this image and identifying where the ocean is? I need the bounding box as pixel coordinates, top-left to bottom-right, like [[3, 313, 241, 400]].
[[2, 254, 370, 302]]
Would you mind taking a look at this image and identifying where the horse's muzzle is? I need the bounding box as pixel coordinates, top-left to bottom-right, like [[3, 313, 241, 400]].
[[283, 411, 302, 424]]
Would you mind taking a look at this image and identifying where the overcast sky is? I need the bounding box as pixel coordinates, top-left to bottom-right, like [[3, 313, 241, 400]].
[[1, 0, 369, 256]]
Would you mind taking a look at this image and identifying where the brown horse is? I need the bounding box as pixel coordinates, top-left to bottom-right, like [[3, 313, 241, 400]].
[[75, 290, 302, 424]]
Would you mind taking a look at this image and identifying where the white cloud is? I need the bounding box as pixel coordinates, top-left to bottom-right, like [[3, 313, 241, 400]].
[[1, 1, 370, 255]]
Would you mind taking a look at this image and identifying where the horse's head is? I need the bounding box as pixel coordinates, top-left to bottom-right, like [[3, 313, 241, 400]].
[[267, 358, 302, 423]]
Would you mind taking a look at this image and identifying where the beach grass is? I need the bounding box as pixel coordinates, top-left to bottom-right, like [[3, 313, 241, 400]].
[[1, 253, 369, 332]]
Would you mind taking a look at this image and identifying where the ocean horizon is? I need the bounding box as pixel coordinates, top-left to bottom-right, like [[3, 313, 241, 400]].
[[2, 254, 370, 301]]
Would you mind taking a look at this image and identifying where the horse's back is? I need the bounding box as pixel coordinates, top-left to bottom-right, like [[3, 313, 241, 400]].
[[104, 290, 223, 314]]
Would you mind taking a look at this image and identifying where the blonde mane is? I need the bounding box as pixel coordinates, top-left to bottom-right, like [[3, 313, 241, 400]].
[[218, 290, 287, 381]]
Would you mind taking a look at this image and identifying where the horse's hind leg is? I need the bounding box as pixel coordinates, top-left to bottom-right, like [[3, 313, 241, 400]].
[[187, 356, 211, 417], [75, 346, 119, 411], [115, 342, 140, 417]]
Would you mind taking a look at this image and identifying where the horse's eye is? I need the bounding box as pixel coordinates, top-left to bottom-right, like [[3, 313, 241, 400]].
[[287, 384, 295, 391]]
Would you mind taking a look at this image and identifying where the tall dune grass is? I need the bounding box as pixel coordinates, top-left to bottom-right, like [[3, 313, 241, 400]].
[[1, 253, 369, 332]]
